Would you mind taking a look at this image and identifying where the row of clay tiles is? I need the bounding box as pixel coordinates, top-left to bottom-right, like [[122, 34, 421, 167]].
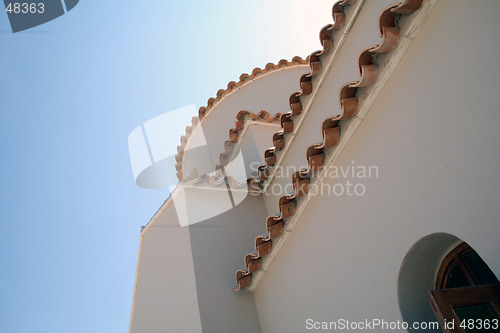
[[174, 58, 309, 182], [234, 0, 424, 291], [179, 110, 281, 190], [179, 0, 358, 188]]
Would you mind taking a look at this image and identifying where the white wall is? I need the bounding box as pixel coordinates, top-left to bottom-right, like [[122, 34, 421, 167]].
[[188, 193, 269, 333], [131, 182, 271, 332], [129, 202, 202, 333], [253, 1, 500, 332]]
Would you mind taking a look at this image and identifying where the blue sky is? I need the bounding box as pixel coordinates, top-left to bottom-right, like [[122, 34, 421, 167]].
[[0, 1, 332, 332]]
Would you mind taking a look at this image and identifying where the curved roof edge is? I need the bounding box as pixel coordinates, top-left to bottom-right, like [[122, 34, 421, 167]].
[[174, 57, 309, 182]]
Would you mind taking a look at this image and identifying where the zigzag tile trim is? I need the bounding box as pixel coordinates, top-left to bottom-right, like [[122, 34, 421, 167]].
[[255, 0, 357, 186], [178, 110, 281, 193], [234, 0, 424, 291]]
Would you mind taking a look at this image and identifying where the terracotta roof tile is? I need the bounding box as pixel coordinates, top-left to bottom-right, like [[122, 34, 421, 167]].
[[234, 0, 424, 291]]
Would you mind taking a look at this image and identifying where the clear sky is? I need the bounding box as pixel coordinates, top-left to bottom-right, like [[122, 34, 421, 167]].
[[0, 1, 333, 332]]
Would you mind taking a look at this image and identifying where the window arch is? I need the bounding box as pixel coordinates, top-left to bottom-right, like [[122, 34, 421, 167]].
[[428, 242, 500, 332], [435, 242, 499, 290]]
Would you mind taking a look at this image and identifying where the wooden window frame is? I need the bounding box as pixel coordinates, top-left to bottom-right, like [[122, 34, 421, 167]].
[[429, 242, 500, 332], [435, 242, 483, 289], [428, 284, 500, 333]]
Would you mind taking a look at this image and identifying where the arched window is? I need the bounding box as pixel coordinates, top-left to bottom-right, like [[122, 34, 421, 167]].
[[428, 242, 500, 332]]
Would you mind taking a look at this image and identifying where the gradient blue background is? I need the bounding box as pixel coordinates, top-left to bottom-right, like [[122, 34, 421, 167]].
[[0, 1, 332, 332]]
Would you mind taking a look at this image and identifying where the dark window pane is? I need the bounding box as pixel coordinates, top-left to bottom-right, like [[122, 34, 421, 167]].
[[462, 250, 499, 285], [446, 262, 471, 288], [454, 303, 500, 332]]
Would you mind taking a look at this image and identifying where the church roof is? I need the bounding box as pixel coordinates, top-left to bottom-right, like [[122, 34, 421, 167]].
[[174, 57, 308, 181]]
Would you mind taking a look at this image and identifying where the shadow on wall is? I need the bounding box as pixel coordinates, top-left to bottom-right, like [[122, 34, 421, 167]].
[[397, 232, 463, 332]]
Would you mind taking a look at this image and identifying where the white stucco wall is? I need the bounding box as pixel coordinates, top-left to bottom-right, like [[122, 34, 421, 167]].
[[187, 193, 269, 333], [129, 201, 202, 333], [253, 1, 500, 332], [130, 186, 270, 332]]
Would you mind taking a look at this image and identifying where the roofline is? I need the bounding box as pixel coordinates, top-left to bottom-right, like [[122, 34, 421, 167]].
[[243, 0, 438, 292]]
